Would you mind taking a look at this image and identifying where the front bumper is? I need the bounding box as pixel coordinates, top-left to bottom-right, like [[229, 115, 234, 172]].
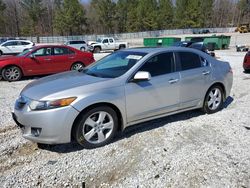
[[12, 105, 79, 144]]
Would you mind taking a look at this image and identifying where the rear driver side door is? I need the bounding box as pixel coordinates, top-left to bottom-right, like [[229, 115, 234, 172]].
[[176, 51, 212, 109]]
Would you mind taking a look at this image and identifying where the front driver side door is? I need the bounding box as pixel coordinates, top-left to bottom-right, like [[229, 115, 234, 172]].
[[22, 47, 53, 75], [125, 52, 181, 123]]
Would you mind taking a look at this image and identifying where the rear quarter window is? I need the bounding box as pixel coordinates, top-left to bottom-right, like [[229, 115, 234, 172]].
[[178, 52, 202, 71]]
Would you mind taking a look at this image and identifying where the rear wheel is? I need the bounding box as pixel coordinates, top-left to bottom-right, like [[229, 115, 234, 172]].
[[73, 106, 118, 148], [0, 50, 2, 56], [70, 62, 84, 71], [80, 47, 85, 51], [94, 47, 101, 53], [2, 66, 22, 82], [203, 85, 224, 114]]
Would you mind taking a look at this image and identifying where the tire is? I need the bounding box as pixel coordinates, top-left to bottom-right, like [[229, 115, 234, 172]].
[[202, 85, 224, 114], [80, 47, 85, 51], [94, 47, 101, 53], [0, 50, 2, 56], [70, 62, 84, 71], [73, 106, 118, 148], [2, 66, 22, 82]]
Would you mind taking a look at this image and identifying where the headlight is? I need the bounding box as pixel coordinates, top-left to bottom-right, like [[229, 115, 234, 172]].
[[29, 97, 77, 111]]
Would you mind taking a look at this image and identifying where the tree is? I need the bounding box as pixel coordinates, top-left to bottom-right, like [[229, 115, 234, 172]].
[[54, 0, 87, 35], [0, 0, 6, 34], [136, 0, 158, 31], [157, 0, 174, 29], [20, 0, 47, 35]]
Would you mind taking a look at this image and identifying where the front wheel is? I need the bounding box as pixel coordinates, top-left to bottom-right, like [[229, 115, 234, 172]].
[[94, 47, 101, 53], [73, 106, 118, 148], [80, 47, 85, 51], [203, 85, 224, 114], [2, 66, 22, 82]]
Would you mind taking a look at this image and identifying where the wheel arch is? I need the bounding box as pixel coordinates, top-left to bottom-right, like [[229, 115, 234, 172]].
[[71, 102, 124, 141], [94, 45, 102, 50], [2, 64, 25, 76], [70, 61, 85, 69], [203, 82, 226, 105]]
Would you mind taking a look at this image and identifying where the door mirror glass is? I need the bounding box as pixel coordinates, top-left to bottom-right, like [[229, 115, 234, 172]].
[[133, 71, 151, 82]]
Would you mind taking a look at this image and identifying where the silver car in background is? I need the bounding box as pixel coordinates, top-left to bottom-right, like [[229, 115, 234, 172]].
[[12, 47, 233, 148]]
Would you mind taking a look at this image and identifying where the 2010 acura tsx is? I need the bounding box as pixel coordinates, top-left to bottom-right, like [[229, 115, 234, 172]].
[[12, 47, 233, 148]]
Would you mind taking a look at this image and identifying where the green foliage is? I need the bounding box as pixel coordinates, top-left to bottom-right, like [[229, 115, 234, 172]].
[[157, 0, 174, 29], [20, 0, 47, 34], [54, 0, 87, 35], [0, 0, 6, 34]]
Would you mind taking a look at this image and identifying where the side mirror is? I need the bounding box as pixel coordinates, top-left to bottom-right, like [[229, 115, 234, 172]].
[[132, 71, 151, 82], [29, 54, 36, 59]]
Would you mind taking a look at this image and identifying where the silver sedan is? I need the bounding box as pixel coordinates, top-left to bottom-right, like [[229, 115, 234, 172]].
[[12, 47, 233, 148]]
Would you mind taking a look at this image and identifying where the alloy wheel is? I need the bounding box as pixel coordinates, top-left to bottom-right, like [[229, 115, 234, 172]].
[[83, 111, 114, 144], [207, 88, 222, 110], [4, 66, 21, 81]]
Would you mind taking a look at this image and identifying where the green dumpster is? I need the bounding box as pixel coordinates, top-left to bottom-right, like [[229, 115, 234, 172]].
[[185, 35, 231, 50], [144, 37, 181, 47]]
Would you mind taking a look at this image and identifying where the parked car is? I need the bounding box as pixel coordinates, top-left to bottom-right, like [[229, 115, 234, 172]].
[[172, 41, 215, 57], [90, 37, 128, 53], [65, 40, 93, 52], [0, 45, 95, 81], [0, 40, 34, 56], [243, 51, 250, 72], [12, 47, 233, 148], [192, 29, 210, 34]]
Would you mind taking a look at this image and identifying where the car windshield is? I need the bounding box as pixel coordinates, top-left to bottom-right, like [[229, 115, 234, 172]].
[[96, 38, 102, 43], [17, 48, 33, 56], [83, 51, 147, 78]]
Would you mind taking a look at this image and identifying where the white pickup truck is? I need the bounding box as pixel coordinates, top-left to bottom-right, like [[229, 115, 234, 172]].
[[90, 37, 128, 53]]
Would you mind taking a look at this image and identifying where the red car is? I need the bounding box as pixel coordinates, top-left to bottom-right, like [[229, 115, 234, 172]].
[[0, 45, 95, 81], [243, 51, 250, 72]]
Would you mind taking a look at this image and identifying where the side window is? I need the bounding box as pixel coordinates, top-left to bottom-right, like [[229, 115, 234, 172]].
[[178, 52, 202, 71], [21, 42, 30, 45], [79, 41, 86, 44], [139, 52, 175, 77], [3, 41, 18, 46], [54, 47, 70, 55], [109, 39, 114, 43], [103, 39, 108, 43], [32, 47, 52, 56]]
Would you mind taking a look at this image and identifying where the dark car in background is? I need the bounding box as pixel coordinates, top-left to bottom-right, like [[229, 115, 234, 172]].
[[0, 45, 95, 81], [243, 51, 250, 72], [172, 41, 215, 57]]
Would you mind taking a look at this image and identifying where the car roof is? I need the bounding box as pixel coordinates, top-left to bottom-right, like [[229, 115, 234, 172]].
[[123, 47, 203, 54], [34, 44, 70, 48], [4, 40, 31, 42]]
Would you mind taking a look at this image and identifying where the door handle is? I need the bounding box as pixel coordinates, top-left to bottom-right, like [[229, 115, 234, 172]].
[[202, 71, 210, 75], [68, 57, 75, 59], [168, 78, 179, 84], [44, 58, 51, 61]]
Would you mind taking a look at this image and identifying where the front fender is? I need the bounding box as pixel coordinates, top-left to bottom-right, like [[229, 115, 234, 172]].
[[71, 87, 127, 127]]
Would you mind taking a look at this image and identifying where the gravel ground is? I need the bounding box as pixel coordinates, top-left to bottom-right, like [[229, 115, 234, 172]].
[[0, 50, 250, 188]]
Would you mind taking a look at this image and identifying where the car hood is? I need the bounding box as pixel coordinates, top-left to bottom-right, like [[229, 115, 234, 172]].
[[21, 71, 111, 100]]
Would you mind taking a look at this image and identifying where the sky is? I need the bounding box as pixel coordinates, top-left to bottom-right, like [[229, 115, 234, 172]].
[[80, 0, 90, 4]]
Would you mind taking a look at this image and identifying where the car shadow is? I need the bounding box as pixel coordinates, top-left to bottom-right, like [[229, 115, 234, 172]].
[[38, 96, 234, 153], [243, 70, 250, 74]]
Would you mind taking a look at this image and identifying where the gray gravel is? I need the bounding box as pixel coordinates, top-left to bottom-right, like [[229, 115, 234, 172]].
[[0, 50, 250, 187]]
